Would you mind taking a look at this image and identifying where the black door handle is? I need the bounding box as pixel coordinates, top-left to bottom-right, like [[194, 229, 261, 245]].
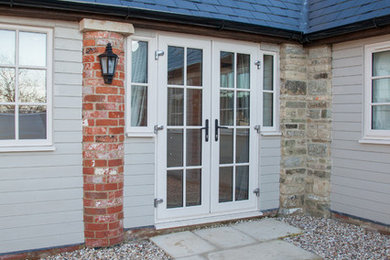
[[215, 119, 228, 141], [201, 119, 209, 142]]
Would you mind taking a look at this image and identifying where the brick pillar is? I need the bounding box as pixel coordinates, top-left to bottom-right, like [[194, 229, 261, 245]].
[[82, 28, 126, 247]]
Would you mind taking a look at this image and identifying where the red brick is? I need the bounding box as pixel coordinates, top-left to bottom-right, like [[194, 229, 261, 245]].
[[85, 223, 108, 231], [96, 87, 118, 94], [109, 127, 124, 135], [107, 95, 124, 103], [84, 95, 106, 102], [83, 55, 95, 62], [84, 207, 107, 215], [95, 135, 117, 143], [85, 192, 108, 199], [95, 231, 109, 239], [95, 160, 108, 167], [107, 205, 122, 214], [84, 127, 107, 135], [83, 136, 94, 142], [109, 112, 124, 119], [84, 215, 94, 223], [83, 39, 95, 46], [108, 159, 122, 167], [96, 183, 118, 191], [109, 235, 124, 245], [85, 238, 109, 248], [96, 119, 117, 126], [109, 221, 120, 230], [83, 167, 94, 175], [96, 103, 117, 110], [84, 183, 95, 191], [83, 103, 94, 110], [84, 231, 95, 238]]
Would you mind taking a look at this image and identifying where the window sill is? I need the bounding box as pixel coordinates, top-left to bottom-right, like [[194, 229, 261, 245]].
[[261, 131, 282, 137], [358, 138, 390, 145], [0, 145, 56, 153], [126, 132, 155, 138]]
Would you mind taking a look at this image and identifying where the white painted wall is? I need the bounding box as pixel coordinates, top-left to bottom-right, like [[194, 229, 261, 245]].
[[332, 35, 390, 225], [0, 16, 83, 254]]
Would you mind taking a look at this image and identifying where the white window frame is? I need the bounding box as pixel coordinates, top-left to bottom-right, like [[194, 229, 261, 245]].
[[126, 35, 157, 137], [0, 24, 53, 152], [260, 50, 280, 135], [362, 41, 390, 143]]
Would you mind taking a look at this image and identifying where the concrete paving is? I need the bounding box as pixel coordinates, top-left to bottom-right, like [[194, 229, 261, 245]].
[[151, 219, 322, 260]]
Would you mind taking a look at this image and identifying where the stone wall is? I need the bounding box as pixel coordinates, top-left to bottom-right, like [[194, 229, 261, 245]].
[[279, 44, 332, 217]]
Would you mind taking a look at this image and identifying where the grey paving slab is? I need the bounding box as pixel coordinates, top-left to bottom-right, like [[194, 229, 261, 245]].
[[176, 255, 207, 260], [232, 219, 302, 241], [207, 240, 321, 260], [193, 226, 256, 249], [150, 231, 216, 258]]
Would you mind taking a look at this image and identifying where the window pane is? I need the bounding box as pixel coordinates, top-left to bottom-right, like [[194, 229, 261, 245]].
[[237, 54, 250, 89], [187, 48, 202, 86], [168, 46, 184, 85], [220, 52, 234, 88], [19, 69, 46, 103], [19, 105, 46, 139], [220, 128, 233, 164], [219, 166, 233, 203], [167, 88, 184, 126], [263, 93, 273, 127], [167, 170, 183, 208], [131, 41, 148, 83], [236, 91, 250, 126], [186, 169, 201, 207], [264, 55, 274, 90], [130, 85, 147, 127], [372, 79, 390, 103], [19, 32, 46, 67], [235, 166, 249, 201], [167, 129, 183, 167], [187, 89, 202, 126], [372, 105, 390, 130], [186, 129, 202, 167], [0, 105, 15, 140], [0, 30, 15, 65], [373, 51, 390, 77], [236, 129, 249, 163], [0, 68, 15, 102], [220, 90, 234, 126]]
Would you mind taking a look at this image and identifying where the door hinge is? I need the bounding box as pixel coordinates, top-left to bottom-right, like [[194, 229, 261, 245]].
[[154, 198, 163, 207], [254, 125, 261, 133], [253, 188, 260, 197], [155, 50, 165, 60], [154, 125, 164, 134], [254, 60, 261, 69]]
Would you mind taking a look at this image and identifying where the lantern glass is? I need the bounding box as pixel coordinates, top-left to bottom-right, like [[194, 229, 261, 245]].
[[99, 43, 118, 84], [100, 56, 108, 74], [108, 57, 116, 74]]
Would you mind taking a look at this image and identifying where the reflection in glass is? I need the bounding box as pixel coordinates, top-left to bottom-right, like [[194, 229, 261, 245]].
[[19, 69, 46, 103], [236, 91, 250, 126], [187, 48, 202, 86], [19, 105, 46, 139], [131, 85, 147, 126], [236, 129, 249, 163], [168, 46, 184, 85], [187, 89, 202, 126], [132, 41, 148, 83], [219, 167, 233, 202], [220, 51, 234, 88], [263, 93, 273, 127], [167, 129, 183, 167], [168, 88, 184, 126], [372, 105, 390, 130], [186, 169, 201, 206], [220, 90, 234, 126], [167, 170, 183, 208], [237, 54, 250, 89], [0, 68, 15, 102], [373, 51, 390, 77], [235, 166, 249, 201], [19, 32, 46, 67], [186, 129, 202, 166], [372, 79, 390, 103], [263, 55, 274, 90], [0, 105, 15, 140], [0, 30, 15, 65], [220, 128, 233, 164]]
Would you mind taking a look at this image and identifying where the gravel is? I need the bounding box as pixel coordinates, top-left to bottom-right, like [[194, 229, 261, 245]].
[[278, 215, 390, 260]]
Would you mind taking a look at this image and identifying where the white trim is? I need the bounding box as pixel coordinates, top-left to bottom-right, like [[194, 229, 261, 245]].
[[261, 131, 282, 136], [358, 138, 390, 145], [0, 145, 55, 152]]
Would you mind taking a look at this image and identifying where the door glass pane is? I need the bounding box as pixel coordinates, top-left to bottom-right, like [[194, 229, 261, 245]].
[[372, 105, 390, 130], [236, 129, 249, 163], [19, 69, 46, 103], [187, 129, 202, 166], [237, 54, 250, 89], [19, 32, 46, 67], [263, 92, 273, 127], [186, 169, 201, 206], [372, 79, 390, 103], [0, 68, 15, 102], [0, 105, 15, 139], [131, 41, 148, 83], [220, 128, 233, 164], [167, 170, 183, 208], [19, 105, 46, 139], [219, 167, 233, 203], [0, 30, 15, 65], [131, 85, 148, 127], [235, 166, 249, 201], [167, 129, 183, 167], [220, 90, 234, 126], [168, 46, 184, 85], [373, 51, 390, 77], [168, 88, 184, 126], [187, 48, 202, 86], [187, 89, 202, 126], [263, 55, 274, 90], [236, 91, 250, 126], [220, 52, 234, 88]]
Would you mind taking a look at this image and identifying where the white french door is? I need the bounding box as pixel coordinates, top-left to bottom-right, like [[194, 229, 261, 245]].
[[156, 35, 260, 223]]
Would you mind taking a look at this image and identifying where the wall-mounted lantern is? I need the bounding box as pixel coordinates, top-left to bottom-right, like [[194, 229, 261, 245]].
[[99, 43, 119, 84]]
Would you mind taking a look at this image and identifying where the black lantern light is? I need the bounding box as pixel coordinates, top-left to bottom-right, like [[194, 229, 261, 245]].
[[99, 43, 119, 84]]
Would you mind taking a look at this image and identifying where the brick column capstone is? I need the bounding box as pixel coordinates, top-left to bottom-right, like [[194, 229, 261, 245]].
[[82, 30, 125, 247]]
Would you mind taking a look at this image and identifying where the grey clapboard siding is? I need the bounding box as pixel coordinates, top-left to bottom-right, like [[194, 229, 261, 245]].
[[0, 17, 83, 254], [331, 35, 390, 225]]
